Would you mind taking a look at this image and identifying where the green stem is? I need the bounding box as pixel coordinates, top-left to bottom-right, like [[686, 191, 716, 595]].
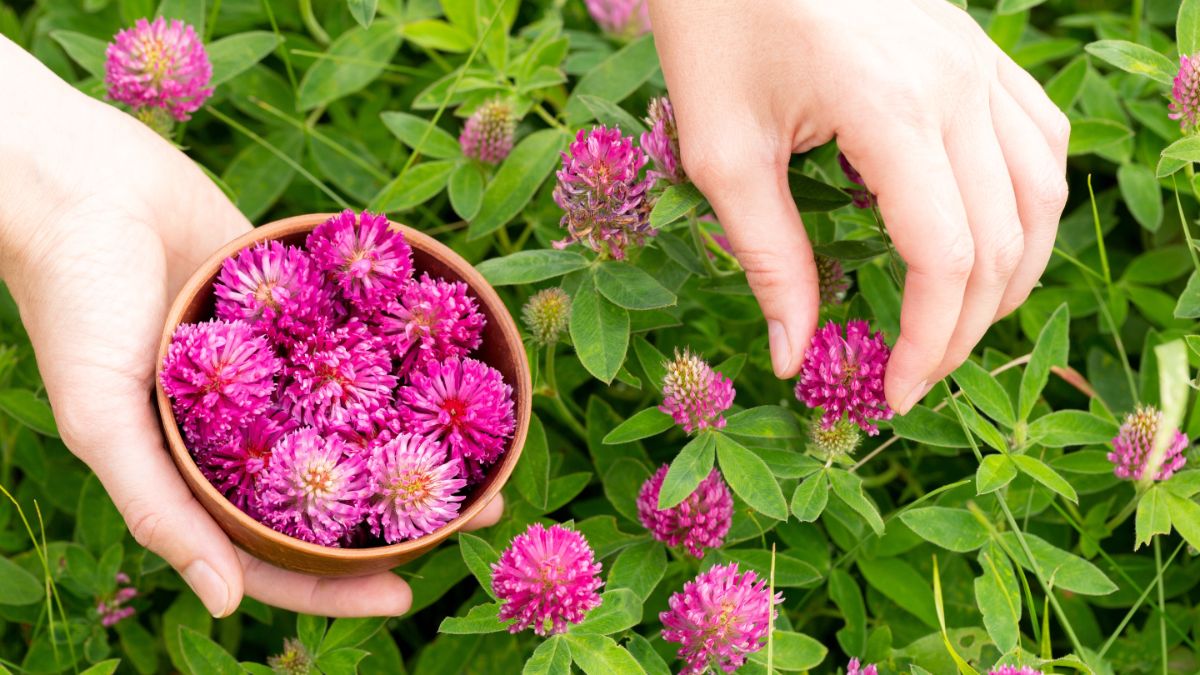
[[1132, 0, 1144, 41], [544, 346, 587, 439], [941, 381, 1085, 656], [1097, 540, 1186, 658], [533, 103, 569, 131], [1172, 173, 1200, 273], [205, 0, 223, 42], [870, 205, 905, 287], [1156, 536, 1168, 675], [1105, 491, 1141, 532], [687, 211, 719, 277], [1088, 175, 1113, 287], [260, 0, 298, 95], [298, 0, 330, 45]]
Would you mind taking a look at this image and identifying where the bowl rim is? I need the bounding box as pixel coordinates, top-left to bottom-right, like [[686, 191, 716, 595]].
[[154, 212, 532, 564]]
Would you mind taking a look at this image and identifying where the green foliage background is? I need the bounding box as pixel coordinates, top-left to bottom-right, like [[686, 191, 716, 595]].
[[1, 0, 1200, 673]]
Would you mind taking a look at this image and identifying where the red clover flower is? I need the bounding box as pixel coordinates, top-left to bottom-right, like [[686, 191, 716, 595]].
[[522, 288, 571, 346], [283, 322, 397, 433], [1170, 54, 1200, 134], [214, 240, 334, 342], [199, 410, 296, 514], [659, 348, 735, 434], [553, 126, 654, 260], [460, 99, 516, 164], [368, 433, 466, 544], [584, 0, 651, 39], [160, 319, 281, 447], [847, 659, 879, 675], [795, 320, 893, 436], [96, 573, 138, 628], [1108, 405, 1189, 481], [660, 562, 782, 675], [642, 96, 685, 185], [308, 210, 413, 312], [637, 465, 732, 557], [379, 273, 486, 377], [256, 428, 371, 546], [838, 152, 876, 209], [105, 17, 213, 122], [491, 523, 604, 636]]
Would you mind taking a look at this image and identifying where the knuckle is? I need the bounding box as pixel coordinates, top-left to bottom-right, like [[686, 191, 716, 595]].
[[1035, 174, 1070, 215], [940, 236, 976, 281], [127, 504, 166, 551], [739, 249, 798, 298], [679, 139, 772, 192], [988, 228, 1025, 276], [1048, 111, 1071, 150]]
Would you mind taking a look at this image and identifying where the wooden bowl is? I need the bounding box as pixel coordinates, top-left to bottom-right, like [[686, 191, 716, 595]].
[[155, 213, 531, 576]]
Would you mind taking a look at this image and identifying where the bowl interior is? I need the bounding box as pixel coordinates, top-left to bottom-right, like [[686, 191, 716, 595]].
[[157, 214, 529, 569]]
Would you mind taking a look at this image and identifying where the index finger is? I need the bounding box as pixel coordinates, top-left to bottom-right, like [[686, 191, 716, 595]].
[[839, 127, 973, 413]]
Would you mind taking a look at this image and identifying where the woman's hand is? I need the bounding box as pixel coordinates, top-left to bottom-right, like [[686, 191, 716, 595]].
[[0, 36, 502, 618], [649, 0, 1069, 412]]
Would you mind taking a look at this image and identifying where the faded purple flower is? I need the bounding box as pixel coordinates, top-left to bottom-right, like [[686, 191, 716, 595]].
[[398, 357, 515, 483], [368, 433, 466, 543], [307, 210, 413, 312], [988, 667, 1044, 675], [283, 322, 397, 433], [661, 562, 782, 675], [795, 320, 893, 436], [641, 96, 684, 184], [460, 98, 516, 164], [847, 658, 879, 675], [1170, 54, 1200, 133], [105, 17, 213, 121], [1108, 405, 1189, 481], [553, 126, 654, 260], [817, 255, 850, 305], [838, 152, 876, 209], [256, 427, 371, 546], [161, 319, 281, 447], [199, 410, 296, 513], [379, 273, 485, 377], [492, 523, 604, 636], [214, 240, 334, 342], [637, 465, 732, 557], [268, 638, 313, 675], [97, 573, 138, 628], [585, 0, 651, 39], [659, 348, 735, 434]]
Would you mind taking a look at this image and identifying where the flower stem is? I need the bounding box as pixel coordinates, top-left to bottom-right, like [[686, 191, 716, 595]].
[[1105, 491, 1141, 533], [687, 210, 719, 277], [299, 0, 330, 45], [544, 345, 587, 439], [1156, 535, 1168, 675], [870, 205, 905, 288]]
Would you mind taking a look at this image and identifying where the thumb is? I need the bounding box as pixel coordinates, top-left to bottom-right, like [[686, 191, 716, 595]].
[[686, 144, 820, 378], [58, 382, 245, 617]]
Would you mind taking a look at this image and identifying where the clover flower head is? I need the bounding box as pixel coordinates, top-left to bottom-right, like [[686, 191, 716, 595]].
[[368, 433, 467, 543], [637, 465, 733, 557], [398, 357, 515, 483], [838, 152, 876, 209], [809, 417, 863, 461], [660, 562, 782, 675], [199, 409, 296, 513], [460, 98, 517, 164], [1170, 54, 1200, 134], [988, 667, 1044, 675], [214, 240, 334, 342], [641, 96, 685, 185], [161, 319, 281, 447], [268, 638, 313, 675], [97, 573, 138, 628], [256, 428, 371, 546], [585, 0, 651, 39], [1108, 405, 1189, 481], [105, 17, 213, 122], [847, 659, 879, 675], [283, 322, 397, 433], [379, 273, 486, 377], [307, 210, 413, 312], [522, 287, 571, 345], [659, 348, 735, 434], [795, 320, 893, 435], [491, 523, 604, 636], [817, 255, 850, 306], [553, 126, 654, 260]]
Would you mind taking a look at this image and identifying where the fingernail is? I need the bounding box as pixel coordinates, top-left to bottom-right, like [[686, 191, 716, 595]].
[[899, 379, 928, 414], [183, 560, 232, 618], [768, 320, 790, 377]]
